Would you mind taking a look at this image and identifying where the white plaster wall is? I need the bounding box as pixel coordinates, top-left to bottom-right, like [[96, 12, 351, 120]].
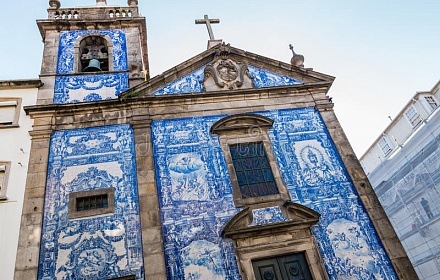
[[0, 86, 37, 280]]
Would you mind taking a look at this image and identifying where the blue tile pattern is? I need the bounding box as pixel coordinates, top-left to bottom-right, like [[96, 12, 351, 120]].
[[150, 66, 205, 95], [152, 108, 397, 280], [247, 65, 303, 87], [53, 73, 130, 104], [38, 124, 144, 280], [250, 206, 289, 226], [57, 30, 128, 74], [149, 65, 303, 96], [152, 116, 241, 280]]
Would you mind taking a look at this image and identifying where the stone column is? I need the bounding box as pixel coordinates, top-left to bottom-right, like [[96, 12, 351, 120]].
[[14, 127, 53, 279], [316, 104, 418, 280], [131, 110, 167, 280]]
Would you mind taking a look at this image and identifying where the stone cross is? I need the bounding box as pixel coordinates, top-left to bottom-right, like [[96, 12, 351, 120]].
[[195, 15, 220, 40]]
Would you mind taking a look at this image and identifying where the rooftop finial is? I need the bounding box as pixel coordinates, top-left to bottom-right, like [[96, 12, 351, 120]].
[[196, 15, 222, 49], [195, 15, 220, 40], [49, 0, 61, 9], [96, 0, 107, 6], [289, 44, 304, 68]]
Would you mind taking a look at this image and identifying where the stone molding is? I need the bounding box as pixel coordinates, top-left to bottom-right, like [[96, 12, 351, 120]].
[[223, 201, 329, 280]]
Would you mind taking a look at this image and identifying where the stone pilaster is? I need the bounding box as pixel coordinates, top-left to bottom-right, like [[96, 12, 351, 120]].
[[14, 128, 53, 280], [316, 104, 418, 280], [131, 113, 167, 280]]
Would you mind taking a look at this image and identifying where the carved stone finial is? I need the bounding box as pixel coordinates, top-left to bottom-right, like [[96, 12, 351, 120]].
[[96, 0, 107, 6], [128, 0, 138, 6], [215, 43, 231, 59], [49, 0, 61, 9], [289, 44, 305, 68]]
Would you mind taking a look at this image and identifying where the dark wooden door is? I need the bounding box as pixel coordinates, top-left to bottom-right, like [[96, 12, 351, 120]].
[[252, 253, 312, 280]]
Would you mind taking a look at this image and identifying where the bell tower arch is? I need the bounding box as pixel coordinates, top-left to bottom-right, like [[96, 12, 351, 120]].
[[36, 0, 149, 104]]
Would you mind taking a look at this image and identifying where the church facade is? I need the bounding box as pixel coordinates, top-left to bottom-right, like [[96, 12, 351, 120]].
[[14, 1, 417, 279]]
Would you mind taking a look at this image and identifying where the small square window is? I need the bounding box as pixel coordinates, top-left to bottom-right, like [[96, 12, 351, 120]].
[[110, 275, 136, 280], [68, 188, 115, 219], [76, 193, 109, 211], [0, 162, 11, 200], [0, 98, 21, 128]]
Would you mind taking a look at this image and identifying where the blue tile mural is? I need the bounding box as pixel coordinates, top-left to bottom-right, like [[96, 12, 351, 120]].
[[149, 65, 303, 96], [57, 30, 128, 74], [249, 206, 289, 226], [151, 108, 397, 280], [38, 124, 144, 280], [150, 66, 205, 95], [247, 65, 303, 87], [53, 73, 130, 104], [152, 117, 241, 280], [54, 29, 129, 104]]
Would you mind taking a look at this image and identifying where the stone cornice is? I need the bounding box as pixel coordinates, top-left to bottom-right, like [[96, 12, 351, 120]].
[[24, 81, 333, 115], [37, 17, 146, 41], [0, 79, 43, 89]]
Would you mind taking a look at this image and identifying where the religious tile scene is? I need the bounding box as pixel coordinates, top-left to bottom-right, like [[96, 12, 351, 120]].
[[0, 0, 429, 279]]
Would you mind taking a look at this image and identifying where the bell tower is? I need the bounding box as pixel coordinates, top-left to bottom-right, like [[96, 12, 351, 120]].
[[14, 1, 151, 279], [37, 0, 149, 105]]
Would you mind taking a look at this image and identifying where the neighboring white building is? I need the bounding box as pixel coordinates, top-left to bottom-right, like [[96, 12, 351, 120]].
[[0, 79, 40, 280], [360, 80, 440, 280]]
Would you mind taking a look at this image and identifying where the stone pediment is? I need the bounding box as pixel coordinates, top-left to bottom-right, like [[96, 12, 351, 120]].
[[222, 201, 320, 238], [210, 113, 274, 134], [120, 43, 335, 99]]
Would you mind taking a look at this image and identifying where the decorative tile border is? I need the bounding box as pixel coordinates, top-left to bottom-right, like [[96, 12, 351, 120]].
[[53, 73, 129, 104]]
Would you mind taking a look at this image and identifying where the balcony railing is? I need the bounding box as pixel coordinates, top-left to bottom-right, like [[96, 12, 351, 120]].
[[48, 7, 139, 20]]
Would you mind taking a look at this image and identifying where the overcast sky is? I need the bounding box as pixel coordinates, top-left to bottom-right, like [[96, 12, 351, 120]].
[[0, 0, 438, 157]]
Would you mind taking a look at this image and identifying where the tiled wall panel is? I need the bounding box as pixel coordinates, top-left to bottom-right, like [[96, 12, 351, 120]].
[[38, 124, 144, 280], [54, 30, 129, 104], [151, 108, 397, 280]]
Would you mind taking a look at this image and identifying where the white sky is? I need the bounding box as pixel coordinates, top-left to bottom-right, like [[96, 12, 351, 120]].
[[0, 0, 438, 157]]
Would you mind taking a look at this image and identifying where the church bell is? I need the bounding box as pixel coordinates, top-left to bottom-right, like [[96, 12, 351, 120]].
[[83, 59, 102, 72]]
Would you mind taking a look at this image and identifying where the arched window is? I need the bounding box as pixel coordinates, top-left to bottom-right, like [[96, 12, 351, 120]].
[[79, 35, 109, 72], [211, 113, 291, 207]]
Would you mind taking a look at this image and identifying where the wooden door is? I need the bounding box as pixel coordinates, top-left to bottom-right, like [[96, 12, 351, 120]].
[[252, 253, 312, 280]]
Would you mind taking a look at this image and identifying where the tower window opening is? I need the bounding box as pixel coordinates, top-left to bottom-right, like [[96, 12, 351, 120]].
[[79, 36, 109, 72]]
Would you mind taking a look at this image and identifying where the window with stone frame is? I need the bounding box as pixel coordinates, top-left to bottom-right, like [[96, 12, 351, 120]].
[[424, 96, 438, 111], [378, 136, 393, 156], [0, 98, 21, 128], [68, 187, 115, 219], [405, 105, 422, 127], [78, 35, 110, 72], [0, 162, 11, 200], [211, 114, 290, 207]]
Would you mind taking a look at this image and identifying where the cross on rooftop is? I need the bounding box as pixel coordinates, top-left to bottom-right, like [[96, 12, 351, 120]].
[[195, 15, 220, 40]]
